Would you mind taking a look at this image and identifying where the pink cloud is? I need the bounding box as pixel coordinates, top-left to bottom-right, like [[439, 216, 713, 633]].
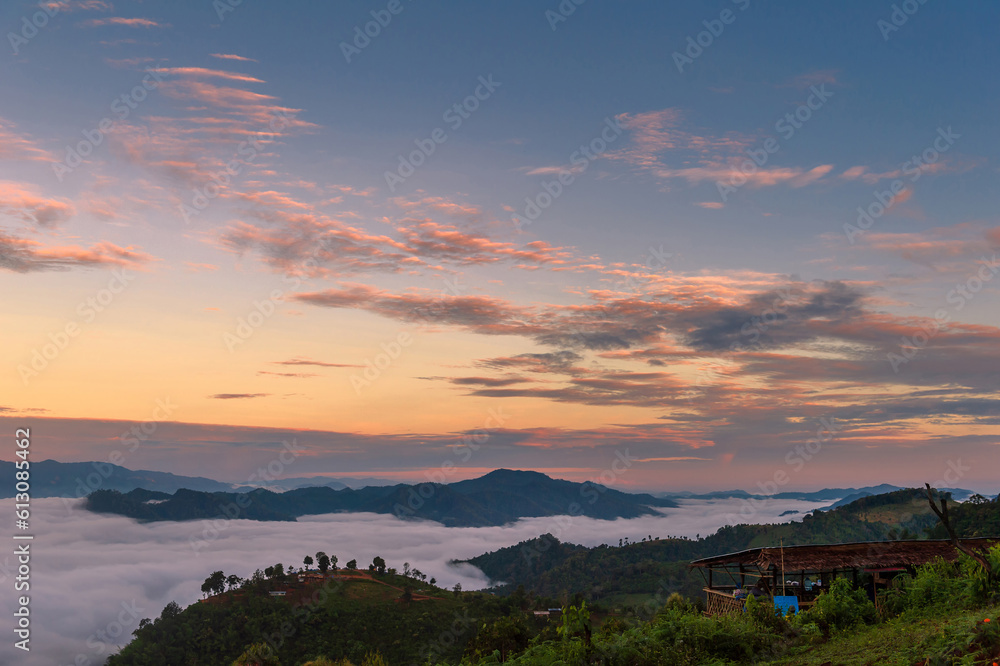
[[0, 181, 74, 228], [0, 232, 156, 273], [153, 67, 265, 84], [0, 119, 53, 162], [83, 17, 169, 28], [210, 53, 258, 62], [608, 109, 836, 191]]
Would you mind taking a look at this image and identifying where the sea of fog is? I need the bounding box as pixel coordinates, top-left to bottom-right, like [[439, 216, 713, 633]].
[[1, 497, 832, 666]]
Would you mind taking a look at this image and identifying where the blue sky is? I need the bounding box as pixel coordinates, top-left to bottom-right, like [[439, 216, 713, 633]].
[[1, 0, 998, 491]]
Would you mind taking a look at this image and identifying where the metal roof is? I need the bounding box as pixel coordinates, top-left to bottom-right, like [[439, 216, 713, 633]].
[[690, 537, 999, 571]]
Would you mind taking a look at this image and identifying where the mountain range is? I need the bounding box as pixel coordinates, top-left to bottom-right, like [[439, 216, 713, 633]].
[[84, 469, 681, 527], [658, 483, 975, 503]]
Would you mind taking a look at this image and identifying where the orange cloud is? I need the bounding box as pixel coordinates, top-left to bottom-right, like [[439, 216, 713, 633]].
[[83, 17, 169, 28]]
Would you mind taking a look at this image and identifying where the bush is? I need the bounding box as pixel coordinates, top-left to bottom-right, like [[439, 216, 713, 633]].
[[797, 578, 876, 633], [905, 557, 966, 610], [962, 545, 1000, 604]]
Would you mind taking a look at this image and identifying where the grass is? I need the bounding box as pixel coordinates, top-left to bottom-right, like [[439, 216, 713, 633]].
[[764, 603, 1000, 666]]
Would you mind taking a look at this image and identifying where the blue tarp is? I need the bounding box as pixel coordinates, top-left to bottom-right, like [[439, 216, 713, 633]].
[[773, 595, 799, 615]]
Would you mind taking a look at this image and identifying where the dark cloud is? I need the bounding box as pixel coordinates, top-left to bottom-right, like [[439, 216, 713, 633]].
[[680, 282, 866, 351], [209, 393, 270, 400]]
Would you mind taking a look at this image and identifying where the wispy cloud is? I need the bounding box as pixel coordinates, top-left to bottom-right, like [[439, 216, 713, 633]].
[[83, 17, 169, 28], [210, 53, 258, 62], [0, 232, 156, 273]]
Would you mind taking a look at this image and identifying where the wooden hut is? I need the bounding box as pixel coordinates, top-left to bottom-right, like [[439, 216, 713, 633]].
[[691, 537, 998, 615]]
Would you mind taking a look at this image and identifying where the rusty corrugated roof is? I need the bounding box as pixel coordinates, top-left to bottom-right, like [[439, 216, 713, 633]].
[[691, 538, 999, 571]]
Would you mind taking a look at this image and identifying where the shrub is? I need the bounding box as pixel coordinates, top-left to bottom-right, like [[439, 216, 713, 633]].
[[905, 557, 965, 610], [798, 578, 876, 632], [962, 544, 1000, 604]]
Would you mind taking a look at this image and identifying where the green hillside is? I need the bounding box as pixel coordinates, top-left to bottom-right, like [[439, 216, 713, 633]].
[[104, 490, 1000, 665], [461, 488, 943, 606]]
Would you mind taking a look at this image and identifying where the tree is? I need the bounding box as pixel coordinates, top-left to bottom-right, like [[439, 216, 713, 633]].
[[226, 574, 242, 591], [346, 559, 357, 571], [264, 566, 274, 579], [926, 483, 994, 578], [467, 615, 531, 661], [453, 583, 462, 593], [329, 554, 338, 571], [161, 601, 182, 619], [403, 562, 410, 577], [372, 556, 386, 574], [317, 554, 330, 574], [429, 577, 436, 586], [202, 570, 226, 597], [232, 642, 281, 666], [303, 555, 314, 569]]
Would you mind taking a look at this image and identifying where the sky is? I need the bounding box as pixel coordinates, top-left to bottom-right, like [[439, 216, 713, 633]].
[[2, 0, 999, 492], [0, 497, 828, 665]]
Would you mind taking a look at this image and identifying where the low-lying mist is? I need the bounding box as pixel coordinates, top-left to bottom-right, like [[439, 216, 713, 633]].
[[1, 496, 829, 665]]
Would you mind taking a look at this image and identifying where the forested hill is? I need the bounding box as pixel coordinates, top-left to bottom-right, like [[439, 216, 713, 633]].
[[84, 468, 678, 527], [459, 488, 960, 602]]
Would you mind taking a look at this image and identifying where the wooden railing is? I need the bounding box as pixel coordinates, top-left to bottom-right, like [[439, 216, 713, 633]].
[[704, 588, 746, 616]]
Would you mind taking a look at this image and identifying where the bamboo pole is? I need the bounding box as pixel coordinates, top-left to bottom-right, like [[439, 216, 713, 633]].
[[780, 538, 786, 596]]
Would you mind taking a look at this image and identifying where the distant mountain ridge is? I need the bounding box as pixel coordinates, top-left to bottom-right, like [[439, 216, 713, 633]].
[[0, 459, 233, 498], [84, 468, 680, 527], [660, 483, 974, 503]]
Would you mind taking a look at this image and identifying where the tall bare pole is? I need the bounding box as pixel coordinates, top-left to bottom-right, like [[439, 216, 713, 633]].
[[780, 538, 786, 596]]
